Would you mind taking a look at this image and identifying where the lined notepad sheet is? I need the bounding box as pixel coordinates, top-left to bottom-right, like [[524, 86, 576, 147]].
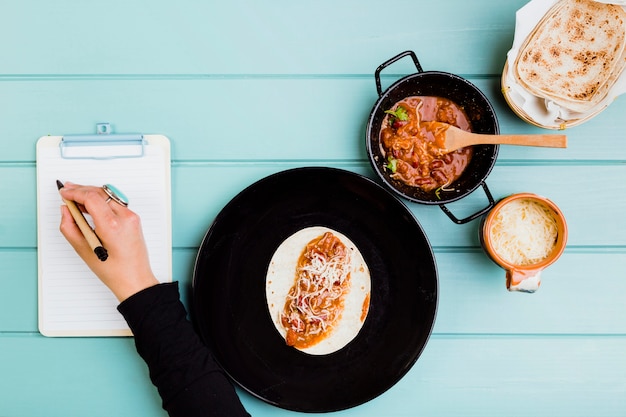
[[36, 135, 172, 336]]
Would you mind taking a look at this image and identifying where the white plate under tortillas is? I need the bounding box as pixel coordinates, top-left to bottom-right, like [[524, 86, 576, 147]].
[[503, 0, 626, 129], [265, 226, 371, 355]]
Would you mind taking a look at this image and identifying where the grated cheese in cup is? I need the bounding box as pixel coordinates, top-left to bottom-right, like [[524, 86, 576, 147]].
[[488, 198, 558, 266]]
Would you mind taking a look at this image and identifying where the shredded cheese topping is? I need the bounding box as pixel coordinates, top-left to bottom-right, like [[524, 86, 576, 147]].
[[281, 233, 351, 346], [488, 198, 558, 266]]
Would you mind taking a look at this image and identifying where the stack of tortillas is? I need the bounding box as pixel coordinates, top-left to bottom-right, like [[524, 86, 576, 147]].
[[503, 0, 626, 129]]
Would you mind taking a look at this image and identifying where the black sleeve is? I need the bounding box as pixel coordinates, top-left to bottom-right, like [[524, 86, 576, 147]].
[[117, 282, 251, 417]]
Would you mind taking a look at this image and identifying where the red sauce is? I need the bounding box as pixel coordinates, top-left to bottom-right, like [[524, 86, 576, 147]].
[[360, 292, 370, 323], [380, 96, 473, 192]]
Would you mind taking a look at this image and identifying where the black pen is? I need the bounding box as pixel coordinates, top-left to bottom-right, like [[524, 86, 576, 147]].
[[56, 180, 108, 261]]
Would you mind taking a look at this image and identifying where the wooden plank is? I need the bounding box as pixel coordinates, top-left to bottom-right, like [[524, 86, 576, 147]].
[[3, 249, 625, 335], [2, 162, 625, 248], [0, 250, 37, 331], [1, 79, 625, 163], [139, 163, 626, 248], [0, 334, 623, 416], [434, 249, 626, 335], [0, 335, 167, 417], [0, 0, 522, 76], [0, 249, 199, 332]]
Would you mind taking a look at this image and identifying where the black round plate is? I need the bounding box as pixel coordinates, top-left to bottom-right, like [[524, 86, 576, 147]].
[[192, 167, 438, 412]]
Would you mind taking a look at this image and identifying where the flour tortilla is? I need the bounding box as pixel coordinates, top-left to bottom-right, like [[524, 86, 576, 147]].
[[265, 226, 371, 355], [514, 0, 626, 112]]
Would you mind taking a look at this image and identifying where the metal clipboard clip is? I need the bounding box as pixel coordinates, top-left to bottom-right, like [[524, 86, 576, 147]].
[[60, 123, 145, 159]]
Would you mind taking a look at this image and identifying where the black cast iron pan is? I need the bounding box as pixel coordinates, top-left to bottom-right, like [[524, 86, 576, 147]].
[[366, 50, 500, 224]]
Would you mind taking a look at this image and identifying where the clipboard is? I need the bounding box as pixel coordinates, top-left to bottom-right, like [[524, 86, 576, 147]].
[[36, 124, 172, 337]]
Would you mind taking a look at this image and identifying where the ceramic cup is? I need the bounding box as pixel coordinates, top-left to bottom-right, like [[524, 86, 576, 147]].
[[480, 193, 567, 293]]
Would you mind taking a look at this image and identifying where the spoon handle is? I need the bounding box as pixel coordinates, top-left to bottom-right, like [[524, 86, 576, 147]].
[[463, 133, 567, 148]]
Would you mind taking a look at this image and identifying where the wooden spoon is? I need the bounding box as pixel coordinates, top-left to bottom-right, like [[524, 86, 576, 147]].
[[424, 121, 567, 152]]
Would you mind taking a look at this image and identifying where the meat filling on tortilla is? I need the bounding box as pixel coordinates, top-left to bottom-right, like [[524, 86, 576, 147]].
[[280, 232, 351, 349]]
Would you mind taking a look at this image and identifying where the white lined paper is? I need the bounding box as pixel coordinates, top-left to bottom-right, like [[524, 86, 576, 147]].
[[36, 135, 172, 336]]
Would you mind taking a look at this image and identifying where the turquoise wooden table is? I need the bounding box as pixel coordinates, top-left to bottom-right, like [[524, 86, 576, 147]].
[[1, 1, 625, 416]]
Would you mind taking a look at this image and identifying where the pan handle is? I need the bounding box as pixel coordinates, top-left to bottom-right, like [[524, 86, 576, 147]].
[[439, 183, 495, 225], [374, 50, 424, 96]]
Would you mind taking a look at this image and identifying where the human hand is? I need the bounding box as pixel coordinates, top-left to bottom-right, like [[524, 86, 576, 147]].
[[59, 182, 159, 302]]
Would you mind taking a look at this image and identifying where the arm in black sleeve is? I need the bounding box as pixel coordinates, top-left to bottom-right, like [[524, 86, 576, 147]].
[[117, 282, 251, 417]]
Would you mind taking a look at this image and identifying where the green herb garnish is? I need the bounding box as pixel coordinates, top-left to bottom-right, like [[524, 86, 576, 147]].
[[386, 156, 397, 173], [384, 106, 409, 122]]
